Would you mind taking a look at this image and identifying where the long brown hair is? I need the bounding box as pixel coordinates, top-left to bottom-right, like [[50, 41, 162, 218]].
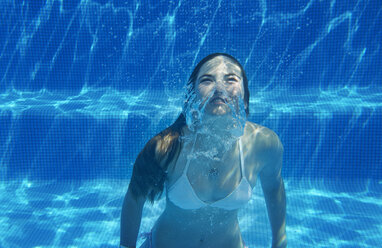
[[129, 53, 250, 203]]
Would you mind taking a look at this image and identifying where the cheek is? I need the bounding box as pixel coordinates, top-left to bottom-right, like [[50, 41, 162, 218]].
[[228, 84, 243, 97], [197, 84, 213, 98]]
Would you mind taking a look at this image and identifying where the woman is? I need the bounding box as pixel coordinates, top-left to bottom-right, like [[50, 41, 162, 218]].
[[120, 53, 287, 248]]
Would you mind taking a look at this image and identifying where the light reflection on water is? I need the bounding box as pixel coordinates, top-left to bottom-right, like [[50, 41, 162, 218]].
[[0, 85, 381, 118], [0, 179, 381, 247]]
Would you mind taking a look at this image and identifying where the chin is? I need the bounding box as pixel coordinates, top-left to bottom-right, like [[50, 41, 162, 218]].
[[206, 105, 231, 116]]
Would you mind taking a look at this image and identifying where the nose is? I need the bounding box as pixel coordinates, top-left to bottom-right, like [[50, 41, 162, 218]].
[[214, 80, 226, 92]]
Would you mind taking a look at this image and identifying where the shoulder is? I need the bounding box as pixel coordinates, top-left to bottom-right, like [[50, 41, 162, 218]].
[[244, 121, 283, 166], [245, 121, 283, 150]]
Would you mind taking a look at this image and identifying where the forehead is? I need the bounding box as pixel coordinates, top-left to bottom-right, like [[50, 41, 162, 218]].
[[197, 56, 242, 78]]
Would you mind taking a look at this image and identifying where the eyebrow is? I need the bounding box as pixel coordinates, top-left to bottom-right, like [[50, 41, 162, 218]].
[[198, 74, 214, 80], [198, 73, 242, 80], [225, 73, 241, 79]]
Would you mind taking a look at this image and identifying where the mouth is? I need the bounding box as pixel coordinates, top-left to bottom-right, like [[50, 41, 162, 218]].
[[209, 96, 227, 105]]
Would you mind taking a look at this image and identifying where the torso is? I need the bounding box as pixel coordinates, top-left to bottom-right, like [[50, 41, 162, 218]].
[[152, 121, 267, 248]]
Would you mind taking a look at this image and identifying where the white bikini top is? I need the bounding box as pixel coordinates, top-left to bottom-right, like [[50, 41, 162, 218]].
[[167, 136, 252, 210]]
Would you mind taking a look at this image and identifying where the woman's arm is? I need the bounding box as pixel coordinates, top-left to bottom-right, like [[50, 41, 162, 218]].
[[259, 131, 287, 248], [260, 172, 287, 247], [119, 126, 181, 247], [120, 134, 169, 247], [120, 185, 146, 248]]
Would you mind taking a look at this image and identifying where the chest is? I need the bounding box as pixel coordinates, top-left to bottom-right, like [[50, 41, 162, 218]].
[[166, 143, 261, 202]]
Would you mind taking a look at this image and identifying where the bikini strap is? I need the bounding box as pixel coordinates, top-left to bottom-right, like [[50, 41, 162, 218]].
[[183, 134, 198, 175], [239, 137, 245, 176]]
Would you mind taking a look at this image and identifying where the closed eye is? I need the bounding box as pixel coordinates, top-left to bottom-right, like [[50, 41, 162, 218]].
[[199, 77, 213, 84], [225, 74, 240, 82], [226, 77, 239, 83], [201, 79, 213, 85]]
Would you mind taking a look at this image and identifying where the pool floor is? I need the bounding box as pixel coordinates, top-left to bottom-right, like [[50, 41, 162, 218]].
[[1, 179, 381, 248]]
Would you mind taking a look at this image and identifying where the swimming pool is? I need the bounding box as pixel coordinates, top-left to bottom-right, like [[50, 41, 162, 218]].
[[1, 0, 381, 247]]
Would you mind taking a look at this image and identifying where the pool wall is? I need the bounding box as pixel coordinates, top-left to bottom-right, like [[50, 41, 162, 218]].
[[1, 0, 381, 185]]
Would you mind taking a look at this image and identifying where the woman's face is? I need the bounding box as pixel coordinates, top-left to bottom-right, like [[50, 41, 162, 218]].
[[195, 56, 244, 116]]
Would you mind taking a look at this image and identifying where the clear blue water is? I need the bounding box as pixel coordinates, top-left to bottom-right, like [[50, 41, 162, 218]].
[[0, 0, 381, 247]]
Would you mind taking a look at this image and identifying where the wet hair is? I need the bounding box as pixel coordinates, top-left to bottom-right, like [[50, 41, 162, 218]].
[[129, 115, 185, 203], [129, 53, 250, 203]]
